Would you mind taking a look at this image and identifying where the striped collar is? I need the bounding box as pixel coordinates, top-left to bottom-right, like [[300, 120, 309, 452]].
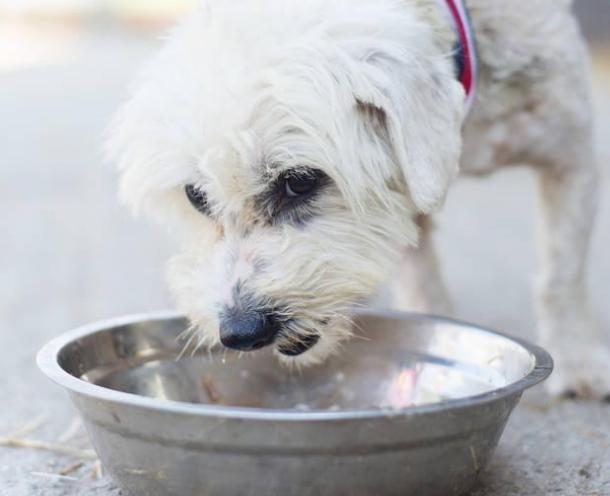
[[439, 0, 478, 113]]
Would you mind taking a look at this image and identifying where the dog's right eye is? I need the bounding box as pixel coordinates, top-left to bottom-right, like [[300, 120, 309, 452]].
[[185, 184, 210, 215]]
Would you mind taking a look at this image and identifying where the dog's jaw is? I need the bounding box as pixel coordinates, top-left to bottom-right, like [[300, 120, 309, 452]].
[[275, 323, 351, 368]]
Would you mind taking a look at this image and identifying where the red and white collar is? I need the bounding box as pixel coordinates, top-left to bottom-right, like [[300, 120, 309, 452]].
[[439, 0, 478, 113]]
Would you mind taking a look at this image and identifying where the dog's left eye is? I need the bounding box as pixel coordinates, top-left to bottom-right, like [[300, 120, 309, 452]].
[[185, 184, 210, 215], [284, 172, 320, 198], [260, 168, 329, 225]]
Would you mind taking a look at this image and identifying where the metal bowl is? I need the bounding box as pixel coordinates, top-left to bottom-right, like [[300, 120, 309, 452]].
[[37, 310, 552, 496]]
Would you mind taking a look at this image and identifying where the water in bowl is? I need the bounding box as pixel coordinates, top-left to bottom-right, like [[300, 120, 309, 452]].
[[88, 349, 505, 411]]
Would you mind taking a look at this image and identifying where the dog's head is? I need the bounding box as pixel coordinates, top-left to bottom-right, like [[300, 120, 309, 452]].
[[109, 0, 465, 365]]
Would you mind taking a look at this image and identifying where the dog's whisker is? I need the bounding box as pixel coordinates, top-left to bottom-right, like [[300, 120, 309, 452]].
[[192, 332, 210, 357], [175, 328, 193, 343], [176, 330, 198, 361]]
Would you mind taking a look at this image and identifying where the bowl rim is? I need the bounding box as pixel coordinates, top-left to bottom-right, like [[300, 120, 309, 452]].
[[37, 309, 553, 422]]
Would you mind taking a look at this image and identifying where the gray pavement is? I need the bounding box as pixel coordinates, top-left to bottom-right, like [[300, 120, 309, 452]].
[[1, 22, 609, 496]]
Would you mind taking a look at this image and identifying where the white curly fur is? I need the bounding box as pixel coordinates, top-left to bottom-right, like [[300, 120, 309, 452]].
[[109, 0, 609, 396]]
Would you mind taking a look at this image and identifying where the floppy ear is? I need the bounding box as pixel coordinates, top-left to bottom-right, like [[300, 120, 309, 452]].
[[355, 54, 465, 213]]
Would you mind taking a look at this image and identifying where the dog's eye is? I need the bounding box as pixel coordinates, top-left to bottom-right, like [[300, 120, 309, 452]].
[[284, 172, 319, 198], [259, 168, 330, 225], [185, 184, 210, 215]]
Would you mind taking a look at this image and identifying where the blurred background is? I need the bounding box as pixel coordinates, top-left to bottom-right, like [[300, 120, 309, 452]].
[[0, 2, 609, 495]]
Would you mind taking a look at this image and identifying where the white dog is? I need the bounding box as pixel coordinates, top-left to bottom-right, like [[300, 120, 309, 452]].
[[109, 0, 609, 398]]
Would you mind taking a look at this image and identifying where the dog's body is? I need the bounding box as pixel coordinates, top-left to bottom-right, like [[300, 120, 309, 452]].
[[110, 0, 609, 397], [393, 0, 607, 397]]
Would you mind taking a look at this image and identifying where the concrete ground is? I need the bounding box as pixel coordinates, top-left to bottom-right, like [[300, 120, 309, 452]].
[[1, 18, 609, 496]]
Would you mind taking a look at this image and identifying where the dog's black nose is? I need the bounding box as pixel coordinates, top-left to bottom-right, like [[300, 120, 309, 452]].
[[219, 308, 279, 351]]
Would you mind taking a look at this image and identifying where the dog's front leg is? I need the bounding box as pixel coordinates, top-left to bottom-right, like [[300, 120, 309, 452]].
[[536, 160, 610, 399], [390, 215, 453, 316]]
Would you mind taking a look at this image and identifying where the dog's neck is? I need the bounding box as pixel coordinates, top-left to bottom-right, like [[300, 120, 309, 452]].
[[415, 0, 478, 112], [436, 0, 477, 111], [444, 0, 477, 110]]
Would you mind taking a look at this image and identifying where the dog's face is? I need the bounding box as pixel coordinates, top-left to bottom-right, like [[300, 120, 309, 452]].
[[110, 0, 465, 365]]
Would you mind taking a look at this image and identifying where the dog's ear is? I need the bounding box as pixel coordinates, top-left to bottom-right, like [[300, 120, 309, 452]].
[[354, 55, 465, 213]]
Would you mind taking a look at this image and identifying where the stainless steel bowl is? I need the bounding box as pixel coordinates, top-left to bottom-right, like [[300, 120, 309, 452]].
[[37, 310, 552, 496]]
